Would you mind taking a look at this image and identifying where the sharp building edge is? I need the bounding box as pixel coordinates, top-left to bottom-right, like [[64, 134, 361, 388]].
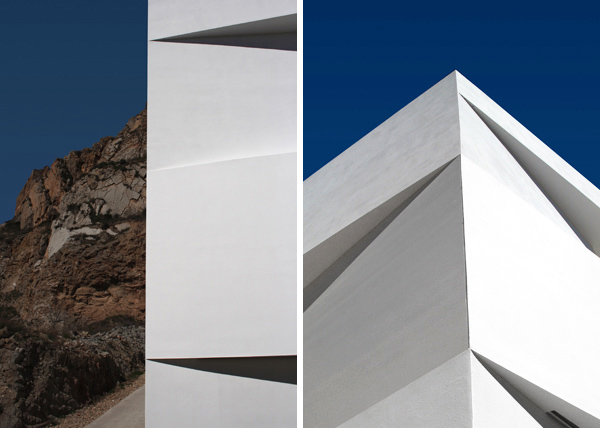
[[304, 71, 600, 428], [147, 1, 297, 427]]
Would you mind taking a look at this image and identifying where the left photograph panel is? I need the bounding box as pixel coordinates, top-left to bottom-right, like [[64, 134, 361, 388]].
[[146, 0, 298, 427], [0, 2, 147, 427]]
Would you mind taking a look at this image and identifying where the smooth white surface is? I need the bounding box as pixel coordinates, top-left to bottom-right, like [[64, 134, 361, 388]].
[[147, 153, 296, 359], [462, 156, 600, 421], [304, 72, 461, 258], [470, 353, 541, 427], [338, 351, 472, 428], [146, 361, 296, 427], [148, 0, 296, 40], [304, 159, 469, 428], [148, 42, 296, 172]]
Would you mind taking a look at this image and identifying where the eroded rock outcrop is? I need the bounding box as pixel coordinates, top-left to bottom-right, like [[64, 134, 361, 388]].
[[0, 325, 144, 428], [0, 107, 146, 428], [4, 107, 146, 326]]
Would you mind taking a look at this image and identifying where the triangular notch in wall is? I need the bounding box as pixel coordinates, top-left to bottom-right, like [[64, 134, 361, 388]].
[[149, 356, 296, 384], [153, 14, 297, 51]]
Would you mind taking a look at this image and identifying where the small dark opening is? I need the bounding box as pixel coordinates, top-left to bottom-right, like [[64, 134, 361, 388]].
[[548, 410, 580, 428]]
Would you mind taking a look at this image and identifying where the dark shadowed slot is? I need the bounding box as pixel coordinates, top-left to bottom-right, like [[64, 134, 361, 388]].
[[548, 411, 580, 428], [154, 14, 297, 51], [156, 33, 296, 51], [149, 356, 296, 384]]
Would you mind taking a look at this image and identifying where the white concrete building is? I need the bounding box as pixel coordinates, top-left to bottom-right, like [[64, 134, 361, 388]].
[[146, 1, 297, 426], [304, 71, 600, 428]]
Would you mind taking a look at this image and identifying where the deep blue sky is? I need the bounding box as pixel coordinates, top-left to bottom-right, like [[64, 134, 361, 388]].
[[0, 1, 147, 223], [304, 2, 600, 181]]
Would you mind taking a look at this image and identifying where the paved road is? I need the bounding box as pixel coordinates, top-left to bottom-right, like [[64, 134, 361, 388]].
[[84, 386, 145, 428]]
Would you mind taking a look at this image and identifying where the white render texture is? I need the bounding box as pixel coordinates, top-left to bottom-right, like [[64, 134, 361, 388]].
[[147, 154, 296, 358], [304, 71, 600, 428], [304, 158, 468, 428], [148, 42, 296, 171], [147, 1, 296, 427], [146, 360, 296, 427]]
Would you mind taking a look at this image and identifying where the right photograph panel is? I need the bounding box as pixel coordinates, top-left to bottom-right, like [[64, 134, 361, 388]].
[[303, 70, 600, 428]]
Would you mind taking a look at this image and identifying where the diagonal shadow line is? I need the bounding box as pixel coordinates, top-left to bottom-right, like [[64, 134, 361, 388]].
[[153, 14, 297, 51], [304, 158, 457, 312], [459, 95, 593, 253], [149, 356, 296, 385], [472, 352, 594, 428], [472, 352, 563, 428]]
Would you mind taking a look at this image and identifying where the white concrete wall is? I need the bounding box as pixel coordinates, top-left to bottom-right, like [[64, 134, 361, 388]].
[[462, 156, 600, 423], [146, 361, 296, 427], [339, 351, 472, 428], [304, 159, 469, 428], [305, 71, 600, 427], [147, 42, 296, 171], [147, 1, 296, 426], [147, 154, 296, 359], [304, 72, 461, 287]]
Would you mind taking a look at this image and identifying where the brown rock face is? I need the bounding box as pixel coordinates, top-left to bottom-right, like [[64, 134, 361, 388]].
[[0, 326, 144, 428], [14, 108, 146, 231], [4, 107, 146, 327], [0, 107, 146, 428]]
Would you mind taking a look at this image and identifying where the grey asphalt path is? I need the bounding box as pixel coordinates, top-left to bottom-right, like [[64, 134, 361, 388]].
[[84, 386, 145, 428]]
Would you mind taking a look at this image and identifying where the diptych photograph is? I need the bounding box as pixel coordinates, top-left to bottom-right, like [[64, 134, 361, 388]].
[[1, 1, 599, 427]]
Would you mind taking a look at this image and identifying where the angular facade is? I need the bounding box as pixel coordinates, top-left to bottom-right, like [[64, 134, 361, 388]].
[[146, 1, 297, 426], [304, 71, 600, 428]]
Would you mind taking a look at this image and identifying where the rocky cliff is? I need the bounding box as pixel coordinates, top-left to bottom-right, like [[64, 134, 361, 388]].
[[0, 108, 146, 427]]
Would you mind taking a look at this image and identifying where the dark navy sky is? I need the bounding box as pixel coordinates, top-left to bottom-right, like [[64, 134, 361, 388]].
[[304, 2, 600, 181], [0, 1, 147, 223]]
